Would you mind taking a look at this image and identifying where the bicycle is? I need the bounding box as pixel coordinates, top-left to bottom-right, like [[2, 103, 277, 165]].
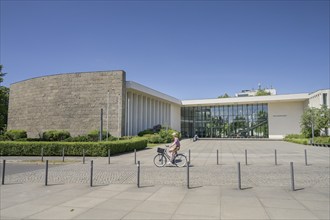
[[153, 145, 187, 167]]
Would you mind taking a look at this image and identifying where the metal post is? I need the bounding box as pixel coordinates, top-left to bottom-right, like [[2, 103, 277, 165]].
[[127, 98, 130, 137], [238, 162, 241, 190], [275, 149, 277, 166], [134, 149, 136, 164], [118, 96, 120, 140], [311, 119, 314, 144], [304, 149, 308, 166], [245, 149, 247, 165], [100, 108, 103, 141], [137, 161, 140, 188], [90, 160, 93, 187], [108, 149, 111, 164], [2, 160, 5, 185], [290, 162, 295, 191], [187, 161, 190, 189], [62, 148, 65, 162], [41, 148, 44, 162], [45, 160, 48, 186], [217, 149, 219, 165], [83, 149, 85, 164], [189, 149, 191, 163], [107, 90, 109, 141]]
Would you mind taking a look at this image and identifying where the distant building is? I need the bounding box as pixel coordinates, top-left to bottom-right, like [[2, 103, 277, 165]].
[[235, 87, 277, 97], [7, 71, 329, 139]]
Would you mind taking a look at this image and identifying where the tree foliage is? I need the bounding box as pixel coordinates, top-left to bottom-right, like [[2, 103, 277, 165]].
[[218, 93, 230, 98], [0, 65, 9, 134], [255, 89, 271, 96], [300, 105, 330, 138]]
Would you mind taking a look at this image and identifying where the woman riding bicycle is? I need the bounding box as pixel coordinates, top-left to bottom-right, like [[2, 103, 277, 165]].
[[168, 132, 180, 164]]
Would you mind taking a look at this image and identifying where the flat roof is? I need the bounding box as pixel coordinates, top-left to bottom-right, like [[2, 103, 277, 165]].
[[181, 93, 309, 106]]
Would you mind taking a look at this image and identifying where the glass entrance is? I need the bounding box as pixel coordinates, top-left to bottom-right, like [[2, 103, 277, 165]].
[[181, 104, 269, 138]]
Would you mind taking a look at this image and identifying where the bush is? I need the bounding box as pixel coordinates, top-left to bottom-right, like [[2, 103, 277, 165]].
[[42, 130, 71, 141], [4, 130, 27, 140], [0, 137, 147, 156], [138, 129, 154, 137], [284, 134, 305, 139], [87, 130, 111, 141], [314, 136, 330, 144]]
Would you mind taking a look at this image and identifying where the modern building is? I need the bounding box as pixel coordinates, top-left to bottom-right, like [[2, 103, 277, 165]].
[[7, 71, 329, 139]]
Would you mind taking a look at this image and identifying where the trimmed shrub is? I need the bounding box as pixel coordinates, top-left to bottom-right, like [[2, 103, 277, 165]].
[[284, 134, 305, 139], [147, 134, 163, 143], [42, 130, 71, 141], [138, 129, 154, 137], [87, 130, 111, 141], [0, 137, 147, 156], [314, 136, 330, 144], [4, 130, 27, 140]]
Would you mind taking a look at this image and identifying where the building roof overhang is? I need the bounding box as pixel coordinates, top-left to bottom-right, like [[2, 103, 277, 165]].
[[181, 93, 309, 106], [126, 81, 182, 105]]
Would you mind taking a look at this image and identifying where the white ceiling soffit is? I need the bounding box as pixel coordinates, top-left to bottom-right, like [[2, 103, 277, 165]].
[[126, 81, 182, 105]]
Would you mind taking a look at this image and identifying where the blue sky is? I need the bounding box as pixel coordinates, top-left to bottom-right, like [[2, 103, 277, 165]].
[[1, 0, 329, 100]]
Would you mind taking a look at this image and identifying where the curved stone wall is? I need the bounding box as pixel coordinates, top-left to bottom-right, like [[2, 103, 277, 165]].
[[8, 71, 126, 138]]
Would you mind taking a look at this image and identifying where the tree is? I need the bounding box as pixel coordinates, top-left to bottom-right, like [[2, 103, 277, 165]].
[[0, 65, 7, 84], [218, 93, 230, 98], [316, 105, 330, 135], [300, 106, 330, 138], [0, 65, 9, 134], [255, 89, 271, 96]]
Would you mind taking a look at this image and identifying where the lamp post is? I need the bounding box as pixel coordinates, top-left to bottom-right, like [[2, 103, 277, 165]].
[[107, 90, 109, 141]]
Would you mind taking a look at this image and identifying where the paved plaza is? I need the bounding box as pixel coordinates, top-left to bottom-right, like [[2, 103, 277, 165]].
[[0, 140, 329, 219]]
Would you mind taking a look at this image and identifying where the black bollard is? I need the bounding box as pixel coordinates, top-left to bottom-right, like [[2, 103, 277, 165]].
[[90, 160, 93, 187], [290, 162, 295, 191], [108, 149, 111, 164], [217, 149, 219, 165], [83, 149, 85, 164], [245, 149, 248, 165], [189, 149, 191, 163], [45, 160, 49, 186], [41, 148, 44, 162], [134, 149, 137, 164], [2, 160, 5, 185], [238, 162, 241, 190], [187, 161, 190, 189], [137, 161, 140, 188], [304, 149, 308, 166], [275, 149, 277, 166], [62, 148, 65, 162]]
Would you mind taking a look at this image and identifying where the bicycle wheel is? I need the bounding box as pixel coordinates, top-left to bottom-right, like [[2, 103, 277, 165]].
[[174, 154, 187, 167], [153, 154, 167, 167]]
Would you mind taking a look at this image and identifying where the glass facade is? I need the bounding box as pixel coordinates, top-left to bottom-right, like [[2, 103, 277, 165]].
[[181, 104, 269, 138]]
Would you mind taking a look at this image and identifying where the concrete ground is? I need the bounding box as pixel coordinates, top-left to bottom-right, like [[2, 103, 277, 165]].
[[0, 140, 329, 219]]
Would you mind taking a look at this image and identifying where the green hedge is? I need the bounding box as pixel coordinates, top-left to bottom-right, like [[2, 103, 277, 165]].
[[284, 134, 330, 146], [4, 130, 27, 140], [0, 137, 147, 156], [284, 138, 309, 145], [43, 130, 71, 141]]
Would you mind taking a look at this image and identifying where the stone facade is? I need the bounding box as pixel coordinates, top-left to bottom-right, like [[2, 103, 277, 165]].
[[8, 71, 126, 138]]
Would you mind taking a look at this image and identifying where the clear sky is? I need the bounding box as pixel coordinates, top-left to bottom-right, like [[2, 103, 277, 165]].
[[1, 0, 329, 100]]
